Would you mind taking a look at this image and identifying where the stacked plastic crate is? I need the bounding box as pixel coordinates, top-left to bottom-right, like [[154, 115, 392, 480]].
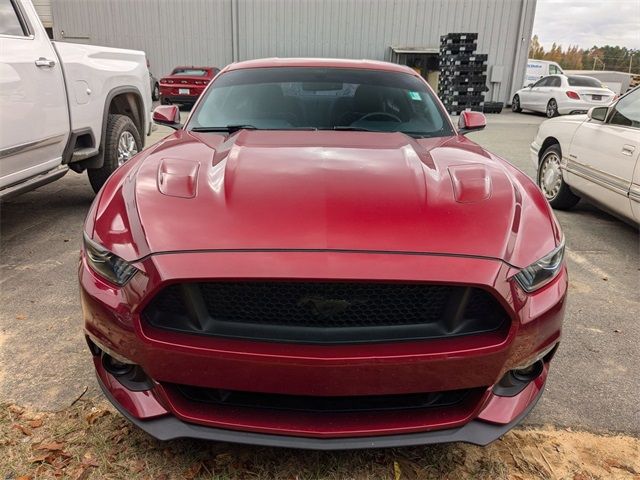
[[438, 33, 489, 115]]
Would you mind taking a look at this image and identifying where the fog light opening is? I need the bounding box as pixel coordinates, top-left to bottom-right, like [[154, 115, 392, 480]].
[[512, 360, 544, 382], [100, 353, 155, 392], [101, 352, 134, 377], [493, 359, 545, 397]]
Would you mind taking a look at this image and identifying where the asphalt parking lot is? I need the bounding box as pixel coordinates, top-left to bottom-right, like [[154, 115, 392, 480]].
[[0, 110, 638, 435]]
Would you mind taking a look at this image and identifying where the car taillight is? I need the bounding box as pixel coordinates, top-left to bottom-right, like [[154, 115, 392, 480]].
[[195, 80, 209, 85], [566, 91, 580, 100]]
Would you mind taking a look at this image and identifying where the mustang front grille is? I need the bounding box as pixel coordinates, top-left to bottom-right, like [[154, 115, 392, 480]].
[[143, 281, 509, 344]]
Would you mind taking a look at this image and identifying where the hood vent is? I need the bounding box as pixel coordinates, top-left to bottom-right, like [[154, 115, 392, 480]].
[[157, 158, 199, 198], [448, 164, 492, 203]]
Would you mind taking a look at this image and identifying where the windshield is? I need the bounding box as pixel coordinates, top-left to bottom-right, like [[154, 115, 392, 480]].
[[188, 67, 453, 137], [567, 76, 603, 88], [172, 68, 209, 76]]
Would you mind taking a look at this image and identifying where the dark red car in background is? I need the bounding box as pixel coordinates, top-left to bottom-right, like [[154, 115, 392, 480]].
[[80, 58, 566, 449], [159, 66, 219, 106]]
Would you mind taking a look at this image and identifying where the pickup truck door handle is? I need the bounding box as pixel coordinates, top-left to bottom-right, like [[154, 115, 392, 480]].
[[35, 57, 56, 68], [622, 145, 636, 156]]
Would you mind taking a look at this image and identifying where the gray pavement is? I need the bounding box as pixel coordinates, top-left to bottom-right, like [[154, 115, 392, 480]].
[[1, 111, 638, 434]]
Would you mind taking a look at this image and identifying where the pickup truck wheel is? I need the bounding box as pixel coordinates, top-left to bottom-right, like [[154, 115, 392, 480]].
[[537, 144, 579, 209], [88, 114, 141, 193]]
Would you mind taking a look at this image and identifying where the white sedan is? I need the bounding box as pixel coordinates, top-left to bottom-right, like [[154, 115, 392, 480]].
[[513, 74, 615, 118], [530, 86, 639, 225]]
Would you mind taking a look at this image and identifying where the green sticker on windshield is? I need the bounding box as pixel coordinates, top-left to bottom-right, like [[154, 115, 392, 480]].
[[408, 91, 421, 100]]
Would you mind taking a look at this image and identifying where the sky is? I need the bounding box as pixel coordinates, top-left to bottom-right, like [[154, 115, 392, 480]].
[[532, 0, 640, 50]]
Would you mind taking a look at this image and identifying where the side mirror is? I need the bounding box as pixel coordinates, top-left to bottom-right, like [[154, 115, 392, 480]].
[[527, 84, 534, 88], [153, 105, 181, 129], [458, 111, 486, 135], [588, 106, 608, 122]]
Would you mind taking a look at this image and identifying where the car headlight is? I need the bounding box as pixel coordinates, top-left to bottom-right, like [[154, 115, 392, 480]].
[[513, 238, 565, 293], [83, 234, 139, 286]]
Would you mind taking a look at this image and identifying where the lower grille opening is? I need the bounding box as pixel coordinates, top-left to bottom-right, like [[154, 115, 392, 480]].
[[169, 384, 482, 413], [143, 281, 509, 344]]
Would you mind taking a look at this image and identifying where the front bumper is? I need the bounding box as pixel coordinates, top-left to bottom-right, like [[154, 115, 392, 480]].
[[96, 366, 547, 449], [81, 250, 566, 447]]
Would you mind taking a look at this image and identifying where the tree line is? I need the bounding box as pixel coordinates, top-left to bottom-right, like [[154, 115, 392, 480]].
[[529, 35, 639, 75]]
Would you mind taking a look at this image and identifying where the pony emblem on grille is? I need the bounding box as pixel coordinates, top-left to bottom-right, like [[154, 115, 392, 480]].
[[298, 296, 360, 320]]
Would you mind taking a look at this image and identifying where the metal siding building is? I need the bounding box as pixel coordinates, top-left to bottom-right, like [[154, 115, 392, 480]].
[[32, 0, 53, 27], [45, 0, 536, 103]]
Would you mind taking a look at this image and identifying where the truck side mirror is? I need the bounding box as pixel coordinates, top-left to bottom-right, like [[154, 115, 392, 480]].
[[153, 105, 182, 129]]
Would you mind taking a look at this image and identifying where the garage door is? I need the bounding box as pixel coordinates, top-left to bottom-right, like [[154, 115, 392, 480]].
[[33, 0, 53, 27]]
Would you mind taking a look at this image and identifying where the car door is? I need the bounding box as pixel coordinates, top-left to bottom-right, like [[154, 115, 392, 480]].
[[0, 0, 69, 190], [631, 154, 640, 224], [565, 88, 640, 222], [535, 76, 559, 112], [521, 77, 549, 111]]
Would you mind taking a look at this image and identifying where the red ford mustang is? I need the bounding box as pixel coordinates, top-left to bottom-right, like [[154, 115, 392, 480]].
[[159, 66, 219, 106], [80, 58, 566, 449]]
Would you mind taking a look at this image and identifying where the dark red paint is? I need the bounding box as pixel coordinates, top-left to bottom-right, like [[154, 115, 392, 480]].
[[81, 58, 566, 443], [159, 66, 219, 103]]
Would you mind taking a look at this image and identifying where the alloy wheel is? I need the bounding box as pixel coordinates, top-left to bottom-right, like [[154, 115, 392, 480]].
[[117, 131, 138, 166], [547, 99, 558, 118]]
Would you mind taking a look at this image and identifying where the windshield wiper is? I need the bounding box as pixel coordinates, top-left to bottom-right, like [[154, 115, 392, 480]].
[[191, 125, 258, 134], [191, 126, 321, 133], [398, 131, 435, 138], [331, 126, 376, 132], [332, 127, 436, 138]]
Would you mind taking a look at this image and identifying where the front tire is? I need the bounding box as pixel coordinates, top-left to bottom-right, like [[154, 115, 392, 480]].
[[87, 114, 141, 193], [512, 94, 522, 112], [537, 144, 579, 209], [546, 99, 559, 118], [152, 83, 160, 101]]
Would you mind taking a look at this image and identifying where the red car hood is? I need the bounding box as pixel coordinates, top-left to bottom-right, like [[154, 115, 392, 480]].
[[91, 130, 558, 268]]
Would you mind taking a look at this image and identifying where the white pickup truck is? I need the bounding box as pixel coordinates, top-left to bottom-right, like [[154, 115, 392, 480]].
[[0, 0, 152, 198]]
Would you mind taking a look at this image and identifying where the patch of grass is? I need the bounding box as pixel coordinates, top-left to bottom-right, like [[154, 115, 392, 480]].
[[1, 400, 638, 480]]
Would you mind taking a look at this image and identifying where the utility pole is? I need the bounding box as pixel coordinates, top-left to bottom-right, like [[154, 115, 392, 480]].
[[592, 56, 604, 71], [630, 54, 634, 74]]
